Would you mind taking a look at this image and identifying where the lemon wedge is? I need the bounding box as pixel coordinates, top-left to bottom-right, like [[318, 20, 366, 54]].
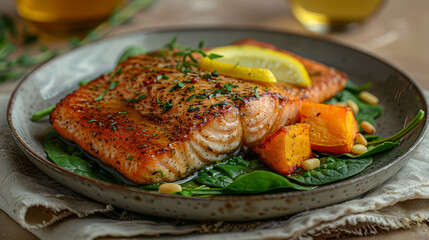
[[198, 45, 311, 86]]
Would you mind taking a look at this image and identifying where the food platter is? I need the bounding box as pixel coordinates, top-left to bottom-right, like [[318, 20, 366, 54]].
[[7, 28, 427, 221]]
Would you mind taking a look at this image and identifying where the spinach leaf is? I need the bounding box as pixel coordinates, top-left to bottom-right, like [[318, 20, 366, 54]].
[[223, 170, 316, 194], [193, 156, 263, 187], [289, 157, 373, 185], [215, 164, 252, 179], [324, 97, 338, 105], [345, 81, 373, 92], [194, 168, 234, 187], [117, 46, 147, 63], [43, 129, 117, 182]]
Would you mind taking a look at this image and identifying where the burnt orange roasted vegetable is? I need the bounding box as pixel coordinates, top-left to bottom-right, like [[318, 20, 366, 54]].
[[300, 102, 358, 154], [255, 123, 312, 176]]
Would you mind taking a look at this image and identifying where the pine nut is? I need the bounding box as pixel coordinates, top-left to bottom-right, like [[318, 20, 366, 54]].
[[355, 133, 368, 146], [158, 183, 182, 194], [361, 121, 376, 134], [359, 91, 379, 105], [347, 99, 359, 115], [335, 102, 347, 107], [302, 158, 320, 171], [352, 144, 368, 155]]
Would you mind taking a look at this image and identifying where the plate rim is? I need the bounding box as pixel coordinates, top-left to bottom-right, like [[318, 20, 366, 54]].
[[7, 27, 429, 202]]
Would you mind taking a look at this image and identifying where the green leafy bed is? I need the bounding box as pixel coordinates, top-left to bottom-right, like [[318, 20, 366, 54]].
[[43, 80, 425, 197]]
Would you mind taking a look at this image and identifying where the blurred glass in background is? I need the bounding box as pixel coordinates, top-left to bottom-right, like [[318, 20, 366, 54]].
[[289, 0, 384, 33], [15, 0, 124, 34]]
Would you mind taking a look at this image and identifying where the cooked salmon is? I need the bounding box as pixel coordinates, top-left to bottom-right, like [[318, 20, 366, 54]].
[[50, 39, 347, 184]]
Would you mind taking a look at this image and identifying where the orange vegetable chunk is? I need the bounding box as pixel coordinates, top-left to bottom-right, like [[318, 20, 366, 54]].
[[300, 102, 359, 154], [256, 123, 312, 176]]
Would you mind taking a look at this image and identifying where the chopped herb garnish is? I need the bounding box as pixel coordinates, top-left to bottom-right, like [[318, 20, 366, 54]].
[[152, 170, 165, 178], [124, 94, 147, 103], [118, 112, 127, 114], [93, 131, 97, 137], [156, 49, 165, 57], [170, 39, 213, 74], [211, 102, 229, 107], [208, 83, 238, 98], [94, 81, 118, 101], [79, 79, 93, 86], [198, 40, 204, 49], [202, 73, 211, 78], [131, 77, 137, 81], [233, 61, 240, 68], [157, 97, 173, 112], [254, 86, 260, 99], [111, 66, 123, 80], [31, 105, 56, 121], [88, 119, 98, 123], [264, 87, 270, 92], [188, 106, 200, 112], [212, 71, 219, 77], [165, 36, 177, 52], [169, 86, 176, 92], [233, 94, 245, 102], [153, 133, 157, 137], [126, 128, 133, 130], [188, 86, 195, 91], [172, 149, 176, 155], [208, 53, 223, 60], [128, 156, 133, 160], [169, 81, 186, 92], [156, 74, 169, 81], [186, 95, 195, 101]]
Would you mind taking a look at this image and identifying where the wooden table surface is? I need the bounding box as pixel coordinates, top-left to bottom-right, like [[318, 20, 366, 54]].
[[1, 0, 428, 239]]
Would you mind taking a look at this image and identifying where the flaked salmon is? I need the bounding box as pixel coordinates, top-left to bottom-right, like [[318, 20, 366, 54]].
[[50, 39, 347, 184]]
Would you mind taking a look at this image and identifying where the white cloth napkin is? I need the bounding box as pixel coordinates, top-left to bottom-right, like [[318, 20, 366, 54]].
[[1, 92, 429, 240]]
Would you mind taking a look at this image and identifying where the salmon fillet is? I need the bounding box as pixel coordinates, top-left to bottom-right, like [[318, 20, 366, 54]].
[[50, 39, 347, 184]]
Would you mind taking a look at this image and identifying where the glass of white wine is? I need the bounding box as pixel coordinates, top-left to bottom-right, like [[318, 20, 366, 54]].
[[14, 0, 124, 35], [289, 0, 384, 33]]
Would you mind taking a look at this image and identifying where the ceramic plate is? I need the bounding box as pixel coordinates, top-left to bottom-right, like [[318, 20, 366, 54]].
[[7, 28, 428, 221]]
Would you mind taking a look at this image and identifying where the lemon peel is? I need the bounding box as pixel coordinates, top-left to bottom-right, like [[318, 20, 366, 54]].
[[198, 45, 311, 86]]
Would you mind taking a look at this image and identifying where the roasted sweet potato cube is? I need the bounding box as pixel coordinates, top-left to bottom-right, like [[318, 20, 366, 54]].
[[256, 123, 312, 176], [300, 102, 358, 154]]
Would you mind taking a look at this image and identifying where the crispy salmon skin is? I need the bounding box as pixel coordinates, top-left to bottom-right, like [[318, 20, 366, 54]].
[[50, 39, 347, 184]]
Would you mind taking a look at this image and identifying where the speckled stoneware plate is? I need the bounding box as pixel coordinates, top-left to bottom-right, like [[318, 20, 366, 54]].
[[7, 28, 428, 221]]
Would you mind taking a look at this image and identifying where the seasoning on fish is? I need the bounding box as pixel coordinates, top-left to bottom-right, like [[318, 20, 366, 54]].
[[50, 39, 348, 184]]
